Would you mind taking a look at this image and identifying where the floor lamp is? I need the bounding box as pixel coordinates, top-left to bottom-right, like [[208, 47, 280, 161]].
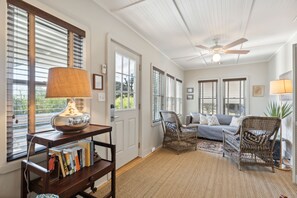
[[270, 79, 293, 170]]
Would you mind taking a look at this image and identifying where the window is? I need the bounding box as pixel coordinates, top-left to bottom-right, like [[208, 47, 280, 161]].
[[198, 80, 218, 114], [223, 78, 247, 116], [166, 74, 175, 111], [7, 1, 85, 161], [115, 52, 136, 110], [152, 67, 164, 122], [175, 79, 183, 115]]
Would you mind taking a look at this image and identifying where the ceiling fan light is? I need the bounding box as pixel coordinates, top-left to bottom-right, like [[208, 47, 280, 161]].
[[213, 53, 221, 62]]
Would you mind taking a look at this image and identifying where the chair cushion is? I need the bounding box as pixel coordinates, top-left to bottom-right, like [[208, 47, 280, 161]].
[[242, 130, 269, 145]]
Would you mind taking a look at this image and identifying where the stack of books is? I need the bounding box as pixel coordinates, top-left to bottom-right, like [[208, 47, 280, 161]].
[[48, 139, 96, 178]]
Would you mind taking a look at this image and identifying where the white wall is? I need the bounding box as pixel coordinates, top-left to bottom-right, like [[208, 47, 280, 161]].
[[184, 62, 269, 116], [268, 33, 297, 182], [0, 0, 184, 197]]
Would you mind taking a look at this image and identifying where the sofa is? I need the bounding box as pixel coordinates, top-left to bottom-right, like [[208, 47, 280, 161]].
[[185, 113, 239, 141]]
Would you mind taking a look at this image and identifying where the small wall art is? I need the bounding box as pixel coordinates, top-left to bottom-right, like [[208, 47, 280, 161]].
[[187, 94, 194, 100], [93, 74, 103, 90], [187, 87, 194, 93], [252, 85, 264, 97]]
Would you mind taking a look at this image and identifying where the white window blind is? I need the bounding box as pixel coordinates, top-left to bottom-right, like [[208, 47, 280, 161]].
[[176, 79, 183, 115], [166, 74, 175, 111], [6, 2, 85, 161], [152, 67, 164, 122], [223, 78, 246, 116], [7, 5, 29, 160], [198, 80, 218, 114]]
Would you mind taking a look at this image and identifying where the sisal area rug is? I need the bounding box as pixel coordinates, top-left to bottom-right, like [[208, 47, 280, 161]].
[[196, 139, 223, 154], [94, 149, 297, 198]]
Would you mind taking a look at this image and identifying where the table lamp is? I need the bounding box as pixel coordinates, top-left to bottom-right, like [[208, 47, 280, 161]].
[[46, 67, 92, 133], [270, 79, 293, 170]]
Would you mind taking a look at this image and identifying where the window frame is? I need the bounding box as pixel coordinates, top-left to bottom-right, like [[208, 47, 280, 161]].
[[151, 66, 165, 124], [6, 0, 86, 161], [198, 79, 218, 115], [222, 77, 247, 116]]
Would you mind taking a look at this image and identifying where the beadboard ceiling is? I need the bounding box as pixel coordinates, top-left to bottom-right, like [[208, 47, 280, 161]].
[[94, 0, 297, 70]]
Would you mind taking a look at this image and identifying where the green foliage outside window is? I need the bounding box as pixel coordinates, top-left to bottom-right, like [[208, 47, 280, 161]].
[[115, 96, 135, 109]]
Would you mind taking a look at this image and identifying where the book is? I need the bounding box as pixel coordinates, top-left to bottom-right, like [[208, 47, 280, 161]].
[[64, 151, 74, 175], [90, 141, 94, 166], [49, 148, 66, 177], [78, 140, 91, 167], [61, 151, 69, 176]]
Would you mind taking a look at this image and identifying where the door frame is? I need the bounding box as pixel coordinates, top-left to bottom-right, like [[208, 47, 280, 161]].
[[105, 33, 143, 158], [293, 43, 297, 183]]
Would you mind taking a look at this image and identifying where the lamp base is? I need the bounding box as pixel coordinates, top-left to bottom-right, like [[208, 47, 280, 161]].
[[51, 99, 90, 133]]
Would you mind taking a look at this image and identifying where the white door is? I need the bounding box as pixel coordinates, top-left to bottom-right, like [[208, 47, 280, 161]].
[[110, 42, 140, 169]]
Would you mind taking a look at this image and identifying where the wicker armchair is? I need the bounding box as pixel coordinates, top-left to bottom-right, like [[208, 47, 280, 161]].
[[223, 116, 281, 172], [160, 110, 198, 154]]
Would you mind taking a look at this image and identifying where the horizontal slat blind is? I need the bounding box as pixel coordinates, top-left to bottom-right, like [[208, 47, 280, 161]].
[[7, 4, 29, 159], [152, 67, 164, 122], [176, 80, 183, 115], [73, 33, 83, 68], [7, 2, 85, 161], [35, 16, 68, 133], [166, 74, 175, 111]]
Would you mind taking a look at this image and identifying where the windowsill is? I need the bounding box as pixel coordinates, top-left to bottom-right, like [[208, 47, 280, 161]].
[[0, 148, 46, 175]]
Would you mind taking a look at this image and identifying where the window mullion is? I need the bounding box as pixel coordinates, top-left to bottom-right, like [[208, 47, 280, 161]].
[[28, 13, 35, 134]]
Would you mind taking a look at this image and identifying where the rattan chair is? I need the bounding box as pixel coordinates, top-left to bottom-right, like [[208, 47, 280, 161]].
[[159, 110, 198, 154], [223, 116, 281, 172]]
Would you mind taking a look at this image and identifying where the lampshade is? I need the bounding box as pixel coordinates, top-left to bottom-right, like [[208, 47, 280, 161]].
[[46, 67, 91, 98], [213, 53, 221, 62], [269, 79, 293, 95]]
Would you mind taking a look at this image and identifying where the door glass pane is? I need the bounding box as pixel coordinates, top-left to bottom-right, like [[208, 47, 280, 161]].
[[116, 53, 122, 73], [115, 92, 122, 109], [122, 75, 129, 92], [130, 93, 135, 109], [115, 73, 122, 92], [122, 93, 128, 109], [130, 60, 135, 76], [123, 56, 129, 75]]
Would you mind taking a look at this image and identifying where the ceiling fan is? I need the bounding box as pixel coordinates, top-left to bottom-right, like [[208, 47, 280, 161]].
[[196, 38, 250, 62]]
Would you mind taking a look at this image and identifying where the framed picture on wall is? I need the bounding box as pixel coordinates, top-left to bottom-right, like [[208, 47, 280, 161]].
[[187, 87, 194, 93], [187, 94, 194, 100], [93, 74, 103, 90], [252, 85, 265, 97]]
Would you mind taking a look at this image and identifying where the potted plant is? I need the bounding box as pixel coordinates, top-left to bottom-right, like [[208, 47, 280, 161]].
[[264, 101, 292, 119]]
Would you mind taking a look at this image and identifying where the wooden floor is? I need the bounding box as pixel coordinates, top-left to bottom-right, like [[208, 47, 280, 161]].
[[94, 148, 297, 198]]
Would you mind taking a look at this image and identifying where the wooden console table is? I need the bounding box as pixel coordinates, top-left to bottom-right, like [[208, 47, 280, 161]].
[[21, 124, 115, 198]]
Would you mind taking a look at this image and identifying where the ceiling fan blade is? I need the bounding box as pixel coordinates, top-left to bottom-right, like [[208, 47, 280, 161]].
[[223, 38, 248, 49], [195, 45, 210, 51], [172, 55, 199, 60], [224, 50, 250, 54], [187, 55, 201, 61]]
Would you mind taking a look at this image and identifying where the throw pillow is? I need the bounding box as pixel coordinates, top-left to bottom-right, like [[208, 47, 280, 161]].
[[230, 116, 245, 127], [229, 117, 239, 127], [207, 115, 220, 126], [199, 114, 208, 125]]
